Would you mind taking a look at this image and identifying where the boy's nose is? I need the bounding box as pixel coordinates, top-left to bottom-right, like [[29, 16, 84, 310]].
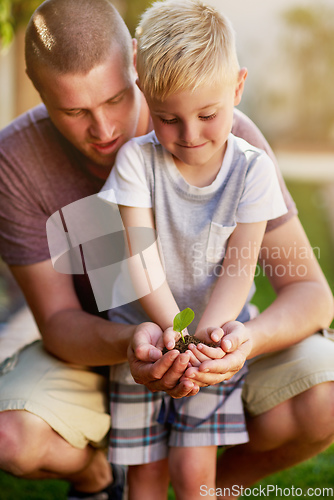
[[180, 122, 199, 145]]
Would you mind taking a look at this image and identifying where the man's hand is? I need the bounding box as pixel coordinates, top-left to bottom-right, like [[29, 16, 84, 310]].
[[182, 321, 252, 386], [128, 322, 200, 398]]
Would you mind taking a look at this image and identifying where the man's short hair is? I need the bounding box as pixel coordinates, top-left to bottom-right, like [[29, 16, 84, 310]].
[[25, 0, 133, 89], [136, 0, 240, 101]]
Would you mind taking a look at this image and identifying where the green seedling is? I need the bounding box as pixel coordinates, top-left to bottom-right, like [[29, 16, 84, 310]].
[[173, 308, 195, 343]]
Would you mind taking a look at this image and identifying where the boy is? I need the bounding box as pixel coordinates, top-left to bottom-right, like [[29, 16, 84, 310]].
[[100, 1, 287, 498]]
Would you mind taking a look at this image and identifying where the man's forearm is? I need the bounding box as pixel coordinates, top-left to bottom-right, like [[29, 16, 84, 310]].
[[247, 216, 334, 358], [9, 261, 136, 366], [42, 309, 135, 366], [247, 279, 333, 359]]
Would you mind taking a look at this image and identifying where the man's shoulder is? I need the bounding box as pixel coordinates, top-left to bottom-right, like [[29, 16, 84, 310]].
[[0, 104, 64, 163], [232, 109, 270, 153], [229, 133, 267, 171], [0, 104, 72, 177], [0, 104, 51, 141]]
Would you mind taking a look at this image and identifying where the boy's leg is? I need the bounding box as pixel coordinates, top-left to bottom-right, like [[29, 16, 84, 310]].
[[108, 364, 171, 499], [216, 332, 334, 489], [127, 458, 169, 500], [169, 446, 217, 500], [167, 369, 248, 497]]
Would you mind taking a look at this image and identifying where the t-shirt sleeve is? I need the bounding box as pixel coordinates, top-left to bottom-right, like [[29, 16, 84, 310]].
[[236, 152, 288, 223], [99, 140, 152, 208], [0, 151, 50, 266]]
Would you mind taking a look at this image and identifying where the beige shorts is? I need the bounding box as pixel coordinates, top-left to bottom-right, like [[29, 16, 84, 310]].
[[0, 340, 110, 449], [1, 333, 333, 447], [242, 331, 334, 416]]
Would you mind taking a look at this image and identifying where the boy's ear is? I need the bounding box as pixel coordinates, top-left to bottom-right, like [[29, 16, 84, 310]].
[[234, 67, 248, 106]]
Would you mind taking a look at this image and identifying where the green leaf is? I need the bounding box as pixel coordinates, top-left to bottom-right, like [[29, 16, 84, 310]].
[[173, 308, 195, 333]]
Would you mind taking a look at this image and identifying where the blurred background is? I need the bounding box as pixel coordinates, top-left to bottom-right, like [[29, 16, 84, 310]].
[[0, 0, 334, 498]]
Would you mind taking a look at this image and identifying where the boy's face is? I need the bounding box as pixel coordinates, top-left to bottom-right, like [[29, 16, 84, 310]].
[[37, 44, 142, 173], [146, 75, 245, 173]]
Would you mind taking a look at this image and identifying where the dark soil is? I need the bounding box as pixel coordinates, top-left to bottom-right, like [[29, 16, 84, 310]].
[[162, 335, 219, 354]]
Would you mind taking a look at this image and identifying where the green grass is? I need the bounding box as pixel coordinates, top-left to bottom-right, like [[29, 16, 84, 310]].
[[1, 180, 334, 498], [238, 444, 334, 499], [0, 473, 68, 500]]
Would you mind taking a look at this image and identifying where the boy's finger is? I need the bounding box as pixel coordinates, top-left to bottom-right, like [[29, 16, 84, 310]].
[[196, 343, 226, 359], [163, 326, 181, 350], [187, 350, 201, 366]]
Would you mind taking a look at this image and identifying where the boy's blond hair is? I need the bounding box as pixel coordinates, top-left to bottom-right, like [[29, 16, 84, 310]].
[[136, 0, 240, 101]]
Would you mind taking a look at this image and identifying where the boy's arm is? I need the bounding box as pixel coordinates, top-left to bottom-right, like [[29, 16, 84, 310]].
[[183, 221, 266, 366], [195, 221, 266, 336], [120, 205, 180, 333]]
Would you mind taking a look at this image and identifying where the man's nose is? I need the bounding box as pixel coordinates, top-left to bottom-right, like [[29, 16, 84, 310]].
[[89, 110, 115, 141]]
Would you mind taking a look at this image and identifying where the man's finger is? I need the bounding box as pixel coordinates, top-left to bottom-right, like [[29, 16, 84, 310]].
[[221, 321, 248, 352], [151, 349, 184, 378]]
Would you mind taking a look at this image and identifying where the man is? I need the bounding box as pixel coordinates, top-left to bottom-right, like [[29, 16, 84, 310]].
[[0, 0, 333, 499]]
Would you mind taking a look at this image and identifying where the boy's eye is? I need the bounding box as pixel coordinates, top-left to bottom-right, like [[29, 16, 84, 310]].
[[199, 113, 216, 121], [159, 117, 178, 125]]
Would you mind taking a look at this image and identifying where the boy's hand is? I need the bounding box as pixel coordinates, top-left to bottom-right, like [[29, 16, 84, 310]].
[[182, 321, 252, 385], [187, 327, 226, 366], [162, 325, 184, 351], [195, 326, 225, 344]]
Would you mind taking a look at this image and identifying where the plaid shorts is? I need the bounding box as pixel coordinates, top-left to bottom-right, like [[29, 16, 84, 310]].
[[108, 362, 248, 465]]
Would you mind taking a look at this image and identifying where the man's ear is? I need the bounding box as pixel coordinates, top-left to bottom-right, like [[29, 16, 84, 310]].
[[25, 67, 43, 96], [234, 67, 248, 106], [132, 38, 137, 72]]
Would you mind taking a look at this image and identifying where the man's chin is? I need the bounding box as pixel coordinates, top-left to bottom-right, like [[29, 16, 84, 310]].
[[85, 148, 116, 167]]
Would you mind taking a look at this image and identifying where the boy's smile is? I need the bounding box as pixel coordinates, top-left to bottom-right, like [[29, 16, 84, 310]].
[[145, 73, 246, 186]]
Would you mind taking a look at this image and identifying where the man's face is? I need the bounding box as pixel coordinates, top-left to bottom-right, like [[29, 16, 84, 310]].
[[38, 46, 142, 170]]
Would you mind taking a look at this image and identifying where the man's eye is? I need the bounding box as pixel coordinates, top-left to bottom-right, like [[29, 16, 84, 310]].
[[65, 110, 85, 117], [160, 117, 178, 125], [199, 113, 216, 121], [108, 95, 124, 105]]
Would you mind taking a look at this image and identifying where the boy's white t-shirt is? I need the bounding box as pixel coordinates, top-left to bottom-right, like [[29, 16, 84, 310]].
[[100, 131, 288, 331]]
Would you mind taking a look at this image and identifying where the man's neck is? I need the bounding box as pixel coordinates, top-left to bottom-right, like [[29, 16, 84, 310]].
[[135, 93, 153, 137]]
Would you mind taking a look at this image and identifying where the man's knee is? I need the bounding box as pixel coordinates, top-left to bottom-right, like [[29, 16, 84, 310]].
[[246, 382, 334, 451], [0, 410, 51, 476], [292, 381, 334, 442]]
